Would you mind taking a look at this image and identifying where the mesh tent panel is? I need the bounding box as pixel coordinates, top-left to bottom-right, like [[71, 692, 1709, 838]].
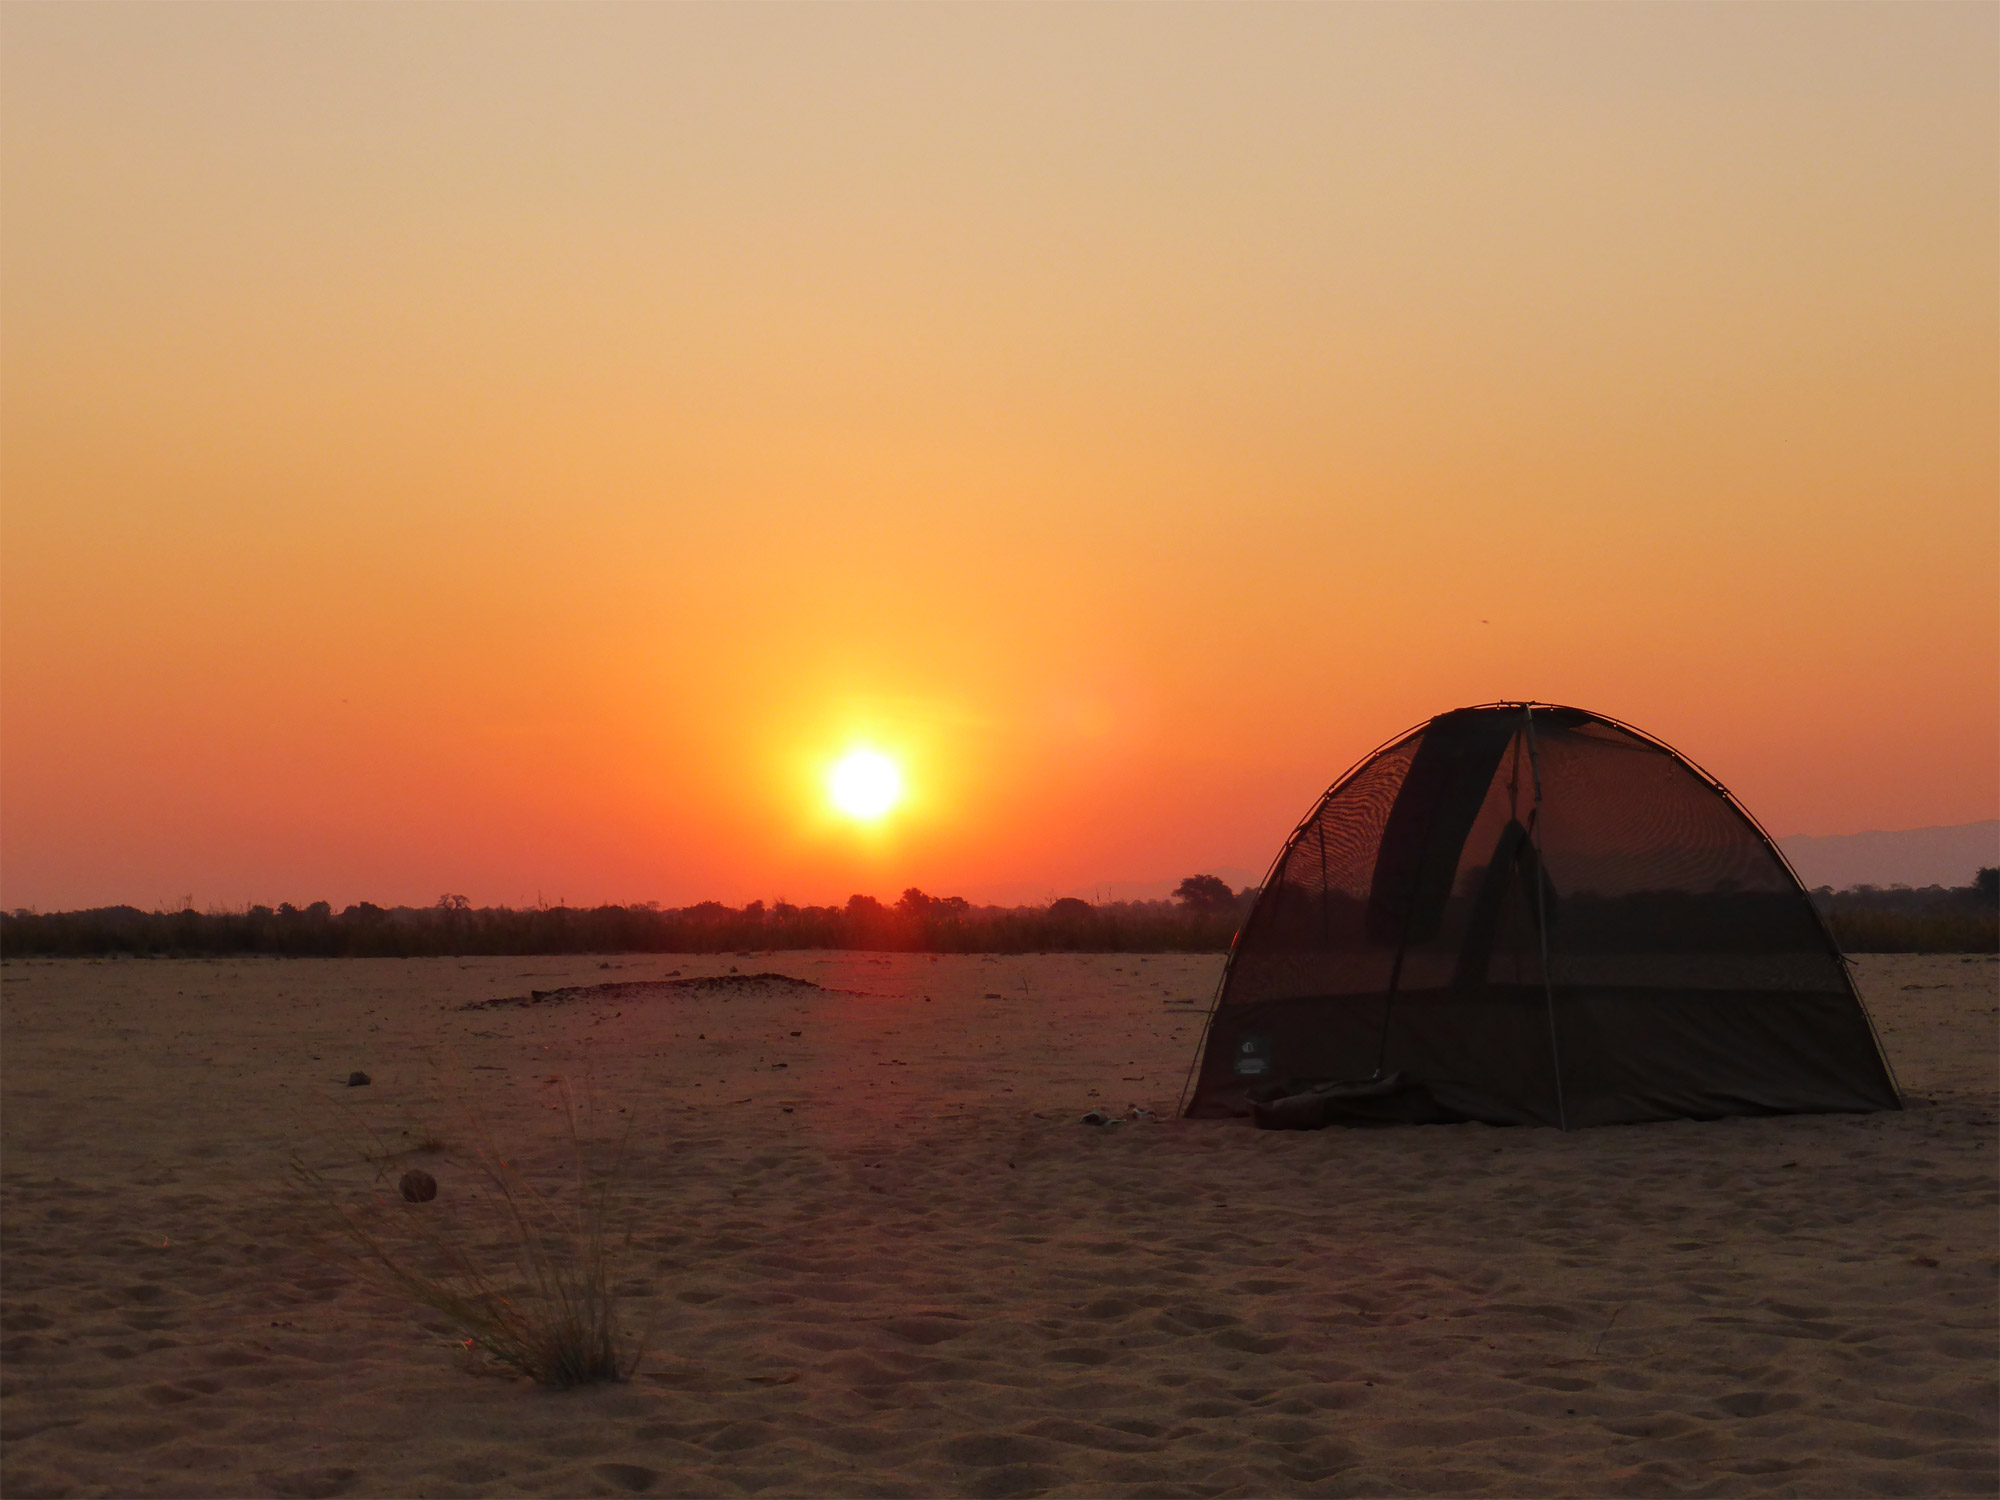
[[1185, 703, 1898, 1127], [1532, 720, 1845, 991], [1221, 732, 1422, 1006]]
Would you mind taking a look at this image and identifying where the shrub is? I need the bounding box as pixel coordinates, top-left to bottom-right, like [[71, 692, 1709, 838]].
[[294, 1077, 639, 1387]]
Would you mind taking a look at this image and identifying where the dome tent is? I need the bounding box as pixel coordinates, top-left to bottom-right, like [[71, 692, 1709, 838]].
[[1182, 704, 1900, 1129]]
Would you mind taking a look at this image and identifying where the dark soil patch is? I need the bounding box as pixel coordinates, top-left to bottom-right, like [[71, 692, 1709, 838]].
[[462, 972, 832, 1011]]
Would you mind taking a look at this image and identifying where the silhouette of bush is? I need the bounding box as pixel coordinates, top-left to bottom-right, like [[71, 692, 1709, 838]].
[[1811, 875, 1999, 953], [1173, 874, 1238, 917]]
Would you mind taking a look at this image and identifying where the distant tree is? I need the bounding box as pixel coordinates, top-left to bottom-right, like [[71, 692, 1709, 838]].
[[1174, 874, 1237, 917], [896, 888, 934, 917], [437, 893, 471, 912], [843, 893, 893, 949], [1047, 897, 1093, 922], [1977, 867, 1999, 904]]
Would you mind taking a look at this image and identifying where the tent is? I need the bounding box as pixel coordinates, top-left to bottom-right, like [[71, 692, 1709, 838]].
[[1182, 704, 1900, 1129]]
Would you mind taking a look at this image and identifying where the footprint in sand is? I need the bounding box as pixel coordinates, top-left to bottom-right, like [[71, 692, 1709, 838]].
[[593, 1462, 658, 1493], [257, 1468, 358, 1499]]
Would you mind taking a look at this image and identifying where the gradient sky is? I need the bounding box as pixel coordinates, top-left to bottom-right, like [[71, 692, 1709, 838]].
[[4, 4, 1995, 912]]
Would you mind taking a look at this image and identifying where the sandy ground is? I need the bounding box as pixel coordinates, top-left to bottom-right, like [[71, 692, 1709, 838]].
[[2, 950, 1994, 1499]]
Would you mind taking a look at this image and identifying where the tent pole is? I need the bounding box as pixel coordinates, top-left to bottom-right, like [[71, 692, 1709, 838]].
[[1523, 707, 1569, 1131], [1369, 945, 1407, 1082], [1369, 791, 1440, 1080]]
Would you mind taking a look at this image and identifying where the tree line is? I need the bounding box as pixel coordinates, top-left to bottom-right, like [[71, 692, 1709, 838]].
[[3, 871, 1991, 959], [0, 876, 1254, 959]]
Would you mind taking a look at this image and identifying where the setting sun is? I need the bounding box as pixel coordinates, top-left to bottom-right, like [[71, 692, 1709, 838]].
[[829, 750, 903, 821]]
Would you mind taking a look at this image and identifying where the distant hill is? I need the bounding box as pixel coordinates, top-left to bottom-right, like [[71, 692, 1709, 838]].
[[1777, 821, 1999, 891]]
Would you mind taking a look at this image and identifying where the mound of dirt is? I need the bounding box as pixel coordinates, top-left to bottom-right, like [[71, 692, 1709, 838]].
[[461, 972, 830, 1011]]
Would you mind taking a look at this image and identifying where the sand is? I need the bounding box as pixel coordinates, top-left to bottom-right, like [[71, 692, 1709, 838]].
[[2, 950, 1994, 1499]]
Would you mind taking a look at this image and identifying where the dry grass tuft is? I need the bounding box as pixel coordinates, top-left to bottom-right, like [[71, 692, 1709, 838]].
[[293, 1076, 641, 1388]]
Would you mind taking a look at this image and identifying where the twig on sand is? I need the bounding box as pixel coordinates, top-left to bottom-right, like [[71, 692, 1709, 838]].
[[1591, 1304, 1625, 1355]]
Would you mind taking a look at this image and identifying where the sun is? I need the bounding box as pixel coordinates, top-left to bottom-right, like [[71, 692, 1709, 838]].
[[829, 749, 903, 820]]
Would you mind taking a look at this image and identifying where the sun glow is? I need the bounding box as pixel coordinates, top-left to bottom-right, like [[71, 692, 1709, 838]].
[[829, 749, 903, 820]]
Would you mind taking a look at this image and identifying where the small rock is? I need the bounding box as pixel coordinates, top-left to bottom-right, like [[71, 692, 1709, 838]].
[[399, 1169, 438, 1203], [1080, 1109, 1112, 1126], [346, 1071, 371, 1087]]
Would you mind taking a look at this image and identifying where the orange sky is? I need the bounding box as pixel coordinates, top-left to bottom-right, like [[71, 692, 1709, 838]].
[[4, 5, 1995, 912]]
